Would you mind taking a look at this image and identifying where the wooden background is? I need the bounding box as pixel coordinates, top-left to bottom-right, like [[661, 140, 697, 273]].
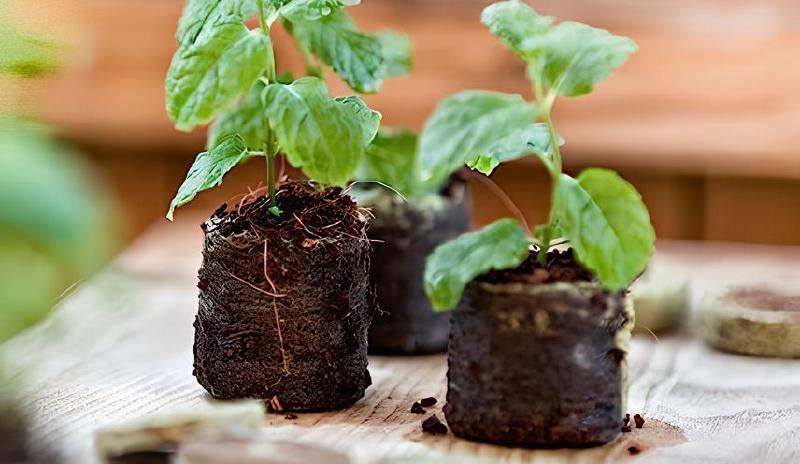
[[7, 0, 800, 245]]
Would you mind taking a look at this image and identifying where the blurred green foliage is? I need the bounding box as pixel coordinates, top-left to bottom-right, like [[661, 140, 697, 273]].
[[0, 0, 59, 78], [0, 121, 113, 343]]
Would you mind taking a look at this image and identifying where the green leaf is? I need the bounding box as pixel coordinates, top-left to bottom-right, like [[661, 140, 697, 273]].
[[167, 134, 252, 220], [523, 21, 638, 97], [465, 123, 554, 175], [279, 0, 360, 21], [166, 26, 272, 131], [481, 0, 553, 57], [357, 129, 418, 197], [553, 169, 655, 290], [176, 0, 258, 48], [419, 90, 536, 191], [263, 77, 380, 186], [424, 219, 530, 311], [377, 30, 413, 78], [283, 10, 383, 93], [207, 80, 267, 149]]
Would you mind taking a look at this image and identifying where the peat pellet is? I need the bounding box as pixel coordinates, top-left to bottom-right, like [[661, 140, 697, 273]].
[[445, 273, 633, 448], [697, 283, 800, 358], [193, 182, 373, 411], [357, 179, 470, 355], [630, 259, 689, 334]]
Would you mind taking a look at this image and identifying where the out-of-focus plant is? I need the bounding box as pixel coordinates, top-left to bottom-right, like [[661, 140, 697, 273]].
[[0, 121, 113, 343]]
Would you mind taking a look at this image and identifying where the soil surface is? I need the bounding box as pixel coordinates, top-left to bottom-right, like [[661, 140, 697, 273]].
[[193, 182, 373, 412], [723, 286, 800, 312], [445, 249, 631, 448], [364, 178, 470, 354]]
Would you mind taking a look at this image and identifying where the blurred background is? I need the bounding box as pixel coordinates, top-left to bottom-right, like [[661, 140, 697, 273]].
[[3, 0, 800, 249]]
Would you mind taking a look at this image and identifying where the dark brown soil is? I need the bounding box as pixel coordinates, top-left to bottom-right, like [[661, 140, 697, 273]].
[[478, 248, 594, 285], [365, 178, 470, 354], [193, 181, 373, 412], [445, 249, 630, 448], [421, 415, 448, 435], [0, 404, 28, 463], [723, 286, 800, 312]]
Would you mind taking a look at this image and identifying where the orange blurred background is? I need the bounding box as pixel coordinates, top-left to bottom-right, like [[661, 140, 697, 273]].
[[6, 0, 800, 248]]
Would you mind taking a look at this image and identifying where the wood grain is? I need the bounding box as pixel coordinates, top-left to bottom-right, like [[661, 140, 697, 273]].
[[3, 217, 800, 463]]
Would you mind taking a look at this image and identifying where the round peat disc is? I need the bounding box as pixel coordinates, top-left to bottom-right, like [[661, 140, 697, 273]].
[[630, 261, 689, 334], [697, 284, 800, 358]]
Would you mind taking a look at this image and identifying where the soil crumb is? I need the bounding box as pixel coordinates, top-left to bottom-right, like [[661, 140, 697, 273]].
[[478, 248, 594, 285], [422, 415, 448, 435]]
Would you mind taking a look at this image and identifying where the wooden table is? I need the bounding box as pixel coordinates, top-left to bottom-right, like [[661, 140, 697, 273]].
[[4, 216, 800, 463]]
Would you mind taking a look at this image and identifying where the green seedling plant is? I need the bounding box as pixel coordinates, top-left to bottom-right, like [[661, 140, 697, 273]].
[[424, 0, 656, 311], [165, 0, 412, 219]]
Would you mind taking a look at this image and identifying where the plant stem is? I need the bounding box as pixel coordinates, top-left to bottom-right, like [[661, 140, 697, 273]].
[[258, 0, 279, 208]]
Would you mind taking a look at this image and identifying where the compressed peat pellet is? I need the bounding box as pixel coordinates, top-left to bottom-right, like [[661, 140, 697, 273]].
[[193, 182, 373, 411], [697, 283, 800, 358], [630, 259, 689, 334], [445, 251, 633, 448], [358, 179, 470, 354]]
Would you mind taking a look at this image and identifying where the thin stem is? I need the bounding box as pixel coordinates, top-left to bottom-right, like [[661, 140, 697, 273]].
[[266, 146, 276, 208], [257, 0, 269, 35]]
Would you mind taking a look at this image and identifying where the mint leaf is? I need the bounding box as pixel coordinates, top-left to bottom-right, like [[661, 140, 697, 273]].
[[176, 0, 258, 48], [425, 219, 530, 311], [263, 77, 380, 186], [466, 123, 554, 175], [166, 26, 272, 131], [377, 30, 413, 78], [279, 0, 359, 20], [523, 21, 637, 97], [283, 10, 383, 93], [481, 0, 553, 57], [553, 169, 655, 289], [357, 129, 418, 197], [207, 80, 267, 149], [419, 90, 536, 191], [167, 134, 252, 220]]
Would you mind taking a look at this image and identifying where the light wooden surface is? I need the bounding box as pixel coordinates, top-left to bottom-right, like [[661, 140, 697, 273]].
[[4, 215, 800, 463]]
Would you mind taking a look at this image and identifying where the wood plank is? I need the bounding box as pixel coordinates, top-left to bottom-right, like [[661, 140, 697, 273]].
[[3, 219, 800, 462]]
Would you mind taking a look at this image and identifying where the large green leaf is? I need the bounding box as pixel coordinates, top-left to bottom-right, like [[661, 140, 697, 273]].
[[207, 80, 267, 149], [481, 0, 553, 57], [424, 219, 530, 311], [167, 134, 252, 220], [357, 129, 418, 197], [523, 21, 637, 97], [176, 0, 257, 47], [553, 169, 655, 290], [263, 77, 380, 186], [282, 10, 383, 93], [466, 123, 554, 176], [377, 30, 413, 78], [166, 25, 272, 131], [418, 90, 537, 191], [481, 1, 636, 97]]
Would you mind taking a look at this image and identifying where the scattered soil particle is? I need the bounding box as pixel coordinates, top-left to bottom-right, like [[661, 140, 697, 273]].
[[410, 402, 425, 414], [621, 425, 632, 433], [422, 415, 448, 435], [284, 413, 298, 420], [628, 446, 641, 455], [623, 414, 631, 427], [193, 181, 372, 412], [366, 178, 470, 354], [634, 414, 645, 429], [478, 248, 595, 285], [419, 397, 437, 408]]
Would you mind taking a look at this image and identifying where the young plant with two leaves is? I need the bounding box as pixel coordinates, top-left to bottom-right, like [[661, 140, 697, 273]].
[[424, 0, 656, 311], [165, 0, 412, 219]]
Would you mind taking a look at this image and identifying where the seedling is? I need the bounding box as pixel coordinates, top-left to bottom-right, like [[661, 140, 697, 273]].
[[424, 0, 655, 310], [164, 0, 412, 219]]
